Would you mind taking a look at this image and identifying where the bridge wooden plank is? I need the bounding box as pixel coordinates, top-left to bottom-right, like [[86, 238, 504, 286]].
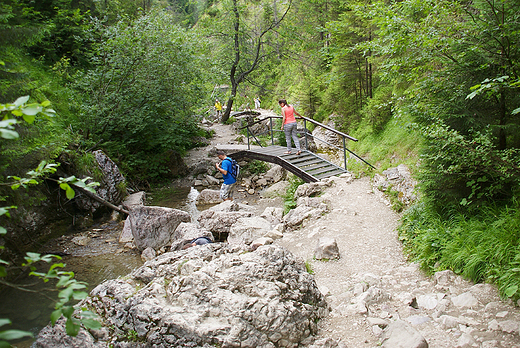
[[231, 145, 347, 182], [314, 168, 346, 179], [308, 166, 341, 176], [293, 158, 325, 167], [302, 162, 332, 172]]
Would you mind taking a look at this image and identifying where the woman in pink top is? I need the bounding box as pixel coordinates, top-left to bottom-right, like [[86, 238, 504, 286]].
[[279, 99, 302, 155]]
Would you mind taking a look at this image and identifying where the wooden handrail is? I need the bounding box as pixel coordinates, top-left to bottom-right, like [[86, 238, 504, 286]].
[[240, 115, 358, 142], [298, 115, 358, 142]]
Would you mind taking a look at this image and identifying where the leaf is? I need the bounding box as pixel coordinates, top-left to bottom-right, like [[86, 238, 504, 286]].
[[13, 96, 29, 106], [41, 100, 51, 107], [65, 318, 81, 337], [81, 318, 102, 330], [66, 186, 75, 199], [513, 107, 520, 115], [505, 285, 518, 298], [50, 309, 62, 325], [0, 119, 17, 127], [466, 91, 478, 100], [0, 341, 9, 348], [0, 227, 6, 235], [0, 129, 19, 139], [0, 267, 6, 278], [0, 319, 11, 328], [21, 104, 41, 116], [0, 329, 33, 340], [72, 291, 88, 301], [60, 183, 76, 199]]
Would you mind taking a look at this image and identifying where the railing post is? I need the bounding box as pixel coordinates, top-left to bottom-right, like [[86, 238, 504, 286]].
[[270, 117, 274, 145], [247, 127, 251, 150], [343, 136, 347, 170], [304, 119, 308, 151]]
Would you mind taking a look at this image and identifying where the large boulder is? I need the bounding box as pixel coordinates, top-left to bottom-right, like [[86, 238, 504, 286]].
[[294, 181, 333, 198], [196, 189, 222, 205], [121, 191, 146, 210], [129, 206, 191, 251], [34, 244, 329, 348], [263, 166, 286, 184], [261, 180, 290, 198], [76, 150, 127, 213], [118, 192, 147, 243], [380, 320, 428, 348], [228, 216, 272, 245], [170, 222, 214, 251], [372, 164, 417, 207], [197, 209, 253, 240]]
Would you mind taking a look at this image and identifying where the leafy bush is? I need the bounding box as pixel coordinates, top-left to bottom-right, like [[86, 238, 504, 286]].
[[419, 122, 520, 209], [242, 160, 270, 176], [361, 86, 394, 132], [72, 11, 209, 184]]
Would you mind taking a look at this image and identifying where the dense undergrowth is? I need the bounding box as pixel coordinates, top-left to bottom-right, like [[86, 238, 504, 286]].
[[399, 199, 520, 302]]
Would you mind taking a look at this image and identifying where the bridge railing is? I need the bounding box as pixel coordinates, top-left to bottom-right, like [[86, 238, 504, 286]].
[[239, 115, 375, 170]]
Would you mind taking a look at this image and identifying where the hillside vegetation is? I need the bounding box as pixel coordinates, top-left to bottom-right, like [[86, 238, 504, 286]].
[[0, 0, 519, 301]]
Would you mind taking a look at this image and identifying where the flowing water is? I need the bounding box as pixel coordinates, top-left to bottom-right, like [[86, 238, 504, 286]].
[[0, 186, 202, 345]]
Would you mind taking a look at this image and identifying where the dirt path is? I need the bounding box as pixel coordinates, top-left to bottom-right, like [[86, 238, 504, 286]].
[[204, 115, 520, 348]]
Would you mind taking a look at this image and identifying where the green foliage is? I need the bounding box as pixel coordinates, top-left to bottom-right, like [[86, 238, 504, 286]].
[[419, 122, 520, 208], [0, 318, 33, 347], [23, 252, 102, 336], [361, 86, 394, 132], [283, 176, 304, 214], [347, 111, 420, 175], [305, 260, 314, 275], [72, 11, 209, 184], [0, 97, 101, 344], [384, 185, 405, 213], [366, 0, 520, 208], [242, 160, 270, 176], [399, 199, 520, 301]]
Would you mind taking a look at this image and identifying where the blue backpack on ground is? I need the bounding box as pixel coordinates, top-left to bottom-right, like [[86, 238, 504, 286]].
[[224, 157, 240, 180]]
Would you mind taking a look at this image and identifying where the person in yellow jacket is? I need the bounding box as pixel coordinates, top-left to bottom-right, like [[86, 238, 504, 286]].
[[215, 99, 223, 119]]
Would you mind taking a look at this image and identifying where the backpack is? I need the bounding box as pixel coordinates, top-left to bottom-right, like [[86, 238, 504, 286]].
[[224, 157, 240, 180]]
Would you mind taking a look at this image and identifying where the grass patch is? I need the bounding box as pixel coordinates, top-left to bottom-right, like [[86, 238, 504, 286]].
[[283, 175, 305, 214], [242, 160, 270, 176], [347, 113, 421, 176], [305, 260, 314, 274], [398, 199, 520, 301]]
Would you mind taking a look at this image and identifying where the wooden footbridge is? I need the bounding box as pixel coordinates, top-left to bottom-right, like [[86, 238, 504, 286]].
[[229, 114, 375, 182]]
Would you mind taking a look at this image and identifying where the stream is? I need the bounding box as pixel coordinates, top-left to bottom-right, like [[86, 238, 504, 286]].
[[0, 185, 202, 345]]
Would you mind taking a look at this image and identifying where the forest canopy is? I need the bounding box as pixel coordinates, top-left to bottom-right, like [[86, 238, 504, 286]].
[[0, 0, 518, 201]]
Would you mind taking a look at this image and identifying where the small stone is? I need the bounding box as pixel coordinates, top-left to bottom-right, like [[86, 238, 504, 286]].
[[456, 333, 476, 348], [405, 315, 431, 326], [451, 292, 479, 309], [416, 294, 438, 310], [314, 237, 340, 260], [488, 319, 500, 331], [71, 236, 89, 246], [141, 247, 156, 262], [367, 317, 388, 328], [498, 320, 519, 334]]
